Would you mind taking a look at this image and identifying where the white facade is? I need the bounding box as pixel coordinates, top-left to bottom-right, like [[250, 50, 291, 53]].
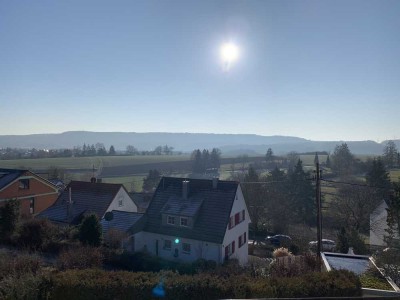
[[105, 187, 138, 215], [134, 231, 222, 263], [134, 185, 250, 265], [222, 185, 250, 265]]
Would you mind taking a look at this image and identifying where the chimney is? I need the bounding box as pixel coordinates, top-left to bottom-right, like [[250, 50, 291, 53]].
[[67, 187, 73, 221], [212, 177, 219, 189], [182, 180, 189, 200]]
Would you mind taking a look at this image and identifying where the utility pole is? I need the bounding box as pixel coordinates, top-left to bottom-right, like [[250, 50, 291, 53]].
[[315, 153, 322, 258]]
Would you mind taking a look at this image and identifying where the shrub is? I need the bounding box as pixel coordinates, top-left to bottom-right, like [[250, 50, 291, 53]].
[[104, 228, 127, 249], [17, 219, 56, 251], [269, 253, 321, 278], [0, 199, 20, 241], [0, 273, 44, 300], [58, 246, 103, 270], [0, 252, 41, 280], [272, 247, 292, 258], [44, 269, 361, 300]]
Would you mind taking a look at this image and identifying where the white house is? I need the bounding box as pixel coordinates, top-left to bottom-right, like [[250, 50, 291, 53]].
[[38, 179, 138, 225], [129, 177, 251, 265]]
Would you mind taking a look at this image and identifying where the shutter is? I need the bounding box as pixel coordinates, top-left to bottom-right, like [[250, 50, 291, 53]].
[[225, 246, 229, 257], [242, 210, 245, 221], [232, 241, 235, 254], [235, 213, 239, 225], [244, 232, 247, 243], [239, 236, 242, 247]]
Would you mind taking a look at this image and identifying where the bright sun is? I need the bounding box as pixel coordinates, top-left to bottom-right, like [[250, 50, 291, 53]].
[[220, 43, 239, 63]]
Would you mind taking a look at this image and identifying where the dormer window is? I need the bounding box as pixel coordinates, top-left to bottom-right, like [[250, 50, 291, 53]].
[[180, 217, 188, 227], [167, 215, 175, 225]]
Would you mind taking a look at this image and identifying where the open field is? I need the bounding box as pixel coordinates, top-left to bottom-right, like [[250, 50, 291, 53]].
[[390, 169, 400, 182], [0, 155, 191, 170]]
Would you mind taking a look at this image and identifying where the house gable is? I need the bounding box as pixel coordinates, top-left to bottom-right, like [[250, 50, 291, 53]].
[[105, 187, 138, 214], [0, 169, 59, 215], [37, 181, 137, 225]]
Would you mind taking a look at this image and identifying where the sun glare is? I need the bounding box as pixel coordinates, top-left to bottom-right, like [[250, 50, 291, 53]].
[[220, 43, 239, 63]]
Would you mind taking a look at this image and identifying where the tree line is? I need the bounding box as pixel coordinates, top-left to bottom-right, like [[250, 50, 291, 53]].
[[0, 143, 179, 160]]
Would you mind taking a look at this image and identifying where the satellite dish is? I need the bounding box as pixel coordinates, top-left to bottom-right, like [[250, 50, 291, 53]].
[[104, 211, 114, 221]]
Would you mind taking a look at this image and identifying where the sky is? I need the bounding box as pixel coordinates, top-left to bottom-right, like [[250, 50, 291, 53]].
[[1, 0, 400, 142]]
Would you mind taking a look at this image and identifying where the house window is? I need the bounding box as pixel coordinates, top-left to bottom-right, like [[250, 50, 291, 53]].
[[242, 210, 245, 221], [19, 179, 29, 190], [164, 239, 172, 250], [167, 215, 175, 225], [182, 243, 191, 254], [180, 217, 188, 227], [118, 196, 123, 207], [225, 241, 236, 257], [239, 232, 247, 248], [228, 216, 234, 229], [29, 197, 35, 214], [235, 213, 240, 225]]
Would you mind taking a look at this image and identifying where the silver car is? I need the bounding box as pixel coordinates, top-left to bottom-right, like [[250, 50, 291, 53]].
[[309, 239, 336, 251]]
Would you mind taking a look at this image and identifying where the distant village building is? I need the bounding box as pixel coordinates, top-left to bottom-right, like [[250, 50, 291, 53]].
[[0, 168, 59, 217]]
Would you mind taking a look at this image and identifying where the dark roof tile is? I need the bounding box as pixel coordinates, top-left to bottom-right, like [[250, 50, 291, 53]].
[[143, 177, 238, 244]]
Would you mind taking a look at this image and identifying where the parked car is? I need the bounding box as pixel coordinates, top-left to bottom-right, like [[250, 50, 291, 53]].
[[309, 239, 336, 251], [265, 234, 292, 247]]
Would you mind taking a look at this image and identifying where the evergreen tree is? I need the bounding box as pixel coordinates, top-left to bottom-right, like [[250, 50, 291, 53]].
[[326, 154, 331, 168], [331, 143, 355, 177], [288, 160, 315, 225], [142, 169, 161, 192], [109, 145, 116, 156], [79, 214, 102, 247], [265, 148, 274, 163], [366, 158, 391, 200], [383, 140, 398, 168], [337, 227, 349, 253], [386, 182, 400, 246], [210, 148, 221, 169], [191, 149, 203, 173]]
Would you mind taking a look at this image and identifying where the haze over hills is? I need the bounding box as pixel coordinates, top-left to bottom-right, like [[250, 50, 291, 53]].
[[0, 131, 398, 155]]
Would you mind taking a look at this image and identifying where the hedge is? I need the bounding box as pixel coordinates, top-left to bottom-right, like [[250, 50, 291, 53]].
[[44, 269, 361, 300]]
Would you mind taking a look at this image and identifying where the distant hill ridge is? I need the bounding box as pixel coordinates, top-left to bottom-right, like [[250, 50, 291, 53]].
[[0, 131, 398, 155]]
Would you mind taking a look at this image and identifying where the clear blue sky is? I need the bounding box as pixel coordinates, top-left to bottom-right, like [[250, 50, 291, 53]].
[[1, 0, 399, 141]]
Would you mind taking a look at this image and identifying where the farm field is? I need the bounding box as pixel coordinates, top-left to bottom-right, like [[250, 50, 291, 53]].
[[390, 169, 400, 181], [0, 155, 191, 170]]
